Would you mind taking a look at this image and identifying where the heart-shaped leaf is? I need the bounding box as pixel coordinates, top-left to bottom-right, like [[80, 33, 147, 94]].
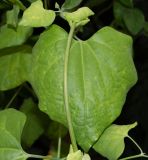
[[0, 108, 29, 160], [19, 0, 55, 27], [93, 122, 137, 160], [30, 25, 137, 151]]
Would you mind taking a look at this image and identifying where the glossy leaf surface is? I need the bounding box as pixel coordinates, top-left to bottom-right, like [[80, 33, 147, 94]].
[[93, 122, 137, 160], [0, 25, 32, 49], [0, 109, 28, 160], [30, 25, 137, 151], [19, 0, 55, 27]]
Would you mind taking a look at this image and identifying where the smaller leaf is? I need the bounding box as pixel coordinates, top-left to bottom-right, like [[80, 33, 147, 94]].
[[123, 8, 145, 35], [93, 122, 137, 160], [82, 154, 91, 160], [0, 108, 29, 160], [0, 52, 31, 90], [62, 0, 82, 10], [0, 25, 32, 49], [67, 146, 91, 160], [20, 98, 49, 147], [67, 151, 83, 160], [62, 7, 94, 27], [19, 0, 55, 27], [113, 1, 126, 26], [6, 4, 20, 28]]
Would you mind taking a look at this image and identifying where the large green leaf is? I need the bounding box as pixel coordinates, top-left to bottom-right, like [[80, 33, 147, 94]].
[[0, 52, 31, 90], [0, 108, 29, 160], [30, 25, 137, 151], [19, 0, 55, 27], [0, 25, 32, 49], [93, 122, 137, 160]]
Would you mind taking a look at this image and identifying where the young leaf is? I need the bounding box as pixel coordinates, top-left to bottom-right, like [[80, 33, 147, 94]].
[[6, 4, 20, 28], [67, 146, 83, 160], [67, 150, 83, 160], [62, 7, 94, 27], [0, 108, 29, 160], [82, 154, 91, 160], [62, 0, 83, 10], [0, 52, 31, 90], [0, 25, 32, 49], [19, 0, 55, 27], [20, 98, 49, 147], [93, 122, 137, 160], [123, 8, 145, 35], [30, 25, 137, 151]]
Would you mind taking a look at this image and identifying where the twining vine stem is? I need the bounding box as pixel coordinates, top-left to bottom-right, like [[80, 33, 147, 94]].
[[64, 23, 78, 152], [119, 135, 148, 160], [28, 154, 52, 159]]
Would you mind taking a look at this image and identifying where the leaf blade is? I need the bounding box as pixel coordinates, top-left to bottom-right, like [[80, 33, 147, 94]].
[[93, 122, 137, 160], [62, 0, 83, 10], [0, 25, 32, 49], [0, 109, 29, 160], [19, 0, 55, 27], [30, 25, 137, 151], [0, 52, 32, 90]]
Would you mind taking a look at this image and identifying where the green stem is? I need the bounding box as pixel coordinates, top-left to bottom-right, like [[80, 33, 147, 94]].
[[64, 23, 78, 152], [29, 154, 52, 159], [5, 85, 23, 109], [57, 125, 62, 158], [119, 153, 148, 160], [57, 136, 62, 158], [127, 136, 143, 153], [24, 83, 37, 99]]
